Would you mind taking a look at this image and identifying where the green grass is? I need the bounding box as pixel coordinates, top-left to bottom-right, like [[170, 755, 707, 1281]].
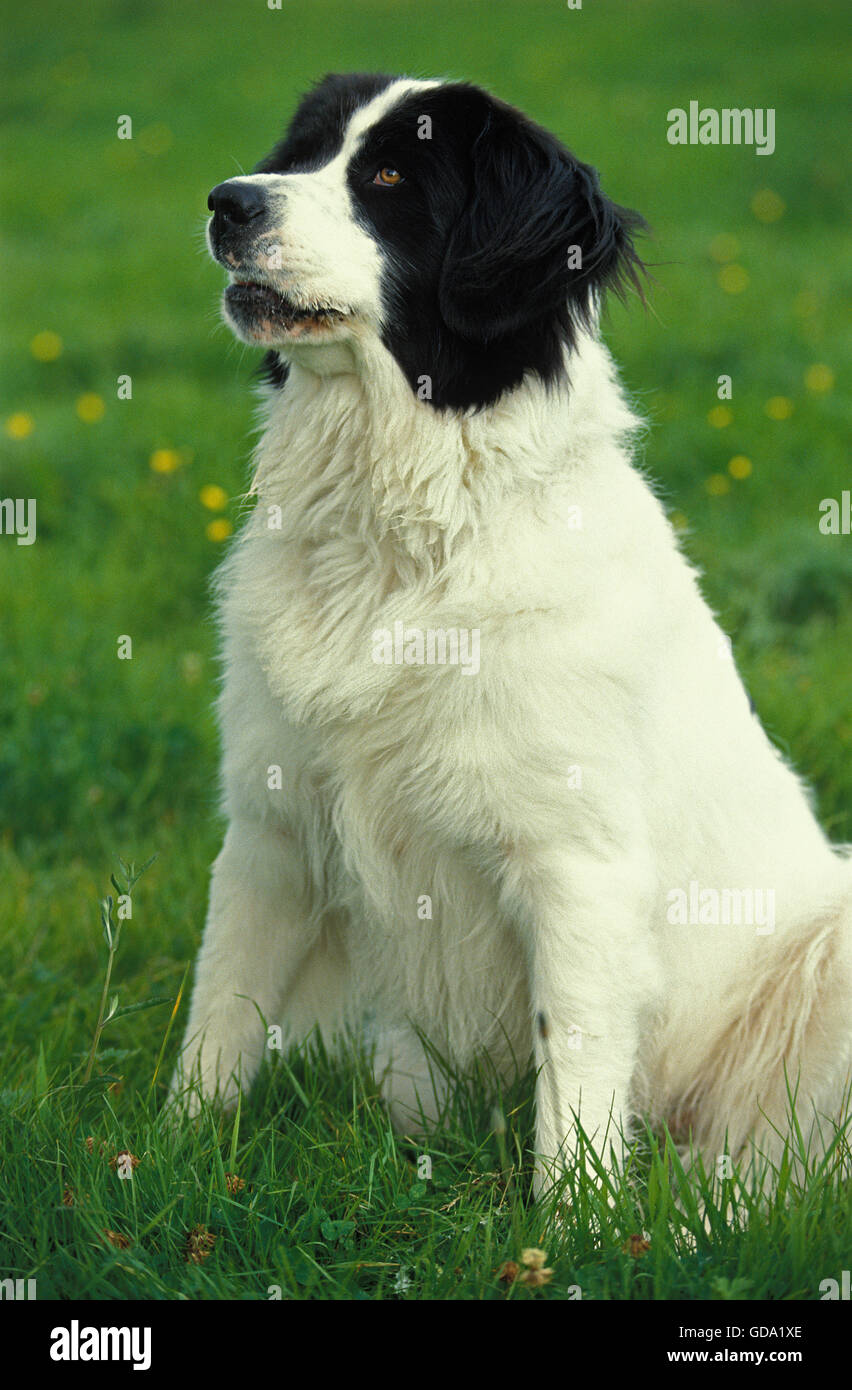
[[0, 0, 850, 1300], [4, 873, 850, 1302]]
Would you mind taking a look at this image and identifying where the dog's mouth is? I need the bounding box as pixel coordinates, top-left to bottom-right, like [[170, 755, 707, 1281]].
[[224, 280, 351, 342]]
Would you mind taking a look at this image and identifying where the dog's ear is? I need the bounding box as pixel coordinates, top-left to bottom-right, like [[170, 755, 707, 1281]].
[[438, 104, 645, 344]]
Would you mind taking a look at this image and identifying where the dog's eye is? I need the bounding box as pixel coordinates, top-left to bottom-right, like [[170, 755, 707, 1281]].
[[373, 166, 404, 186]]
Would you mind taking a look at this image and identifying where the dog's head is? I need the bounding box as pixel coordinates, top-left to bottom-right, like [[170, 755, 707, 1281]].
[[207, 74, 644, 409]]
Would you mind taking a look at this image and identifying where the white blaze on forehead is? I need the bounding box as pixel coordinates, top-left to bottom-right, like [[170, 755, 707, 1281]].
[[336, 77, 442, 164]]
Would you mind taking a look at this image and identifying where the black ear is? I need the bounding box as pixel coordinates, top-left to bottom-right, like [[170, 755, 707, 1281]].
[[438, 104, 645, 345]]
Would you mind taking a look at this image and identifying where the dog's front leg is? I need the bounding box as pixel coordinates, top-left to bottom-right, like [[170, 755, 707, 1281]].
[[502, 846, 659, 1195], [171, 817, 317, 1113]]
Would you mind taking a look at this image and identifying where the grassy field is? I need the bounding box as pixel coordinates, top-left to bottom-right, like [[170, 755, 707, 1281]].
[[0, 0, 850, 1301]]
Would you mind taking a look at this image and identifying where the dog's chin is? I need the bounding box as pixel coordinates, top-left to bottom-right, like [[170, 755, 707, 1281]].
[[223, 281, 352, 346]]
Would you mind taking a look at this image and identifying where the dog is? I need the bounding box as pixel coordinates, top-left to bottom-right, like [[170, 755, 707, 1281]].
[[174, 72, 852, 1192]]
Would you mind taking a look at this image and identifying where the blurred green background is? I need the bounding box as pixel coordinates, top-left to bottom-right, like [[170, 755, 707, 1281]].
[[0, 0, 849, 999]]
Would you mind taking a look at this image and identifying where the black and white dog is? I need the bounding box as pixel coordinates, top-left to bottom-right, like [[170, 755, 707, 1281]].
[[175, 74, 852, 1191]]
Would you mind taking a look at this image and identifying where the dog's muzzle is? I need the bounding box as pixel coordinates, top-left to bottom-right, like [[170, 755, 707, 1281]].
[[208, 178, 351, 342]]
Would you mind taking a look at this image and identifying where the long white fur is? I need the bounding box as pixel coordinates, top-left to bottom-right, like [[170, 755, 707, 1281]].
[[177, 83, 852, 1190]]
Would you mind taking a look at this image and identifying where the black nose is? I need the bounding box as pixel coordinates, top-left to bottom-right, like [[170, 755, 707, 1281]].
[[207, 180, 267, 228]]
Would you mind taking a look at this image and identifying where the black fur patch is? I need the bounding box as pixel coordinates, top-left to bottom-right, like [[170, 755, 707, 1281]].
[[257, 350, 290, 390]]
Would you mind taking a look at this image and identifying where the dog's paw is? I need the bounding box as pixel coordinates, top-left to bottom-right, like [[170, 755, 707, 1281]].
[[165, 1049, 242, 1123]]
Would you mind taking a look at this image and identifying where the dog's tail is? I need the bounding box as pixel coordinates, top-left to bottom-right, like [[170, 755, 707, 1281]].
[[681, 862, 852, 1174]]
